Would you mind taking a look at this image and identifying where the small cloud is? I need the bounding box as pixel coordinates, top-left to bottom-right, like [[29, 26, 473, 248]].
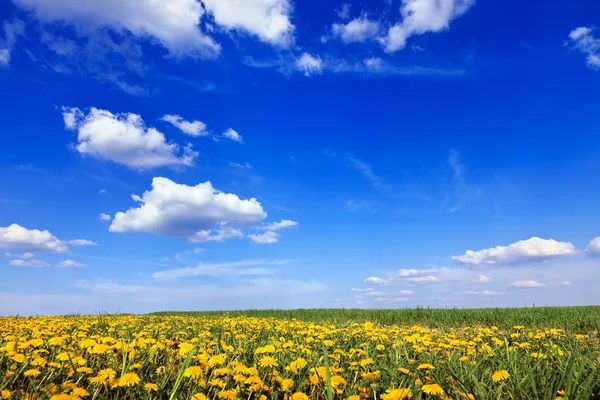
[[567, 27, 600, 70], [248, 231, 279, 244], [4, 252, 35, 259], [222, 128, 244, 143], [57, 260, 86, 268], [160, 114, 208, 137], [461, 290, 505, 296], [408, 275, 441, 284], [551, 281, 572, 286], [99, 213, 112, 221], [510, 280, 545, 288], [9, 259, 50, 268], [295, 53, 322, 76], [473, 274, 493, 284], [336, 3, 351, 20], [230, 161, 252, 169], [67, 239, 97, 246], [98, 189, 107, 195], [364, 276, 392, 286]]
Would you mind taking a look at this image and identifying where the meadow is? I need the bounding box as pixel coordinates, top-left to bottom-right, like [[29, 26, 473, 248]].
[[0, 307, 599, 399]]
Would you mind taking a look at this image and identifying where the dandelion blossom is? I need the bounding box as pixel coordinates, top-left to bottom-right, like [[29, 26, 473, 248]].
[[422, 384, 444, 396], [492, 370, 510, 382], [291, 393, 309, 400], [259, 356, 278, 368], [118, 372, 141, 387]]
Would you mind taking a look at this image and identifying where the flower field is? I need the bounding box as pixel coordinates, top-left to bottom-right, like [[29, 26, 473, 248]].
[[1, 312, 599, 399]]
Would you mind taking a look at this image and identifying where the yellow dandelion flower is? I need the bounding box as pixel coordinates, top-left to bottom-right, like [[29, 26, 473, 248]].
[[1, 390, 11, 399], [381, 388, 413, 400], [291, 393, 309, 400], [184, 366, 203, 379], [71, 388, 89, 397], [417, 363, 435, 370], [144, 383, 158, 392], [191, 393, 208, 400], [258, 356, 278, 368], [492, 370, 510, 382], [118, 372, 141, 387], [422, 383, 444, 396], [24, 369, 41, 378], [347, 396, 360, 400]]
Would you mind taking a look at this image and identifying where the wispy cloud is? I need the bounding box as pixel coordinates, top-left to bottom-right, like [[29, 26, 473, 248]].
[[152, 259, 294, 280]]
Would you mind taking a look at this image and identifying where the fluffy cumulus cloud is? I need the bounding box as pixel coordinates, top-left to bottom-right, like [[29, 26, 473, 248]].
[[295, 53, 322, 76], [110, 177, 267, 242], [381, 0, 475, 52], [12, 0, 221, 58], [586, 237, 600, 257], [452, 237, 577, 266], [62, 107, 197, 169], [510, 280, 545, 288], [9, 259, 50, 267], [567, 27, 600, 70], [0, 224, 69, 253], [161, 114, 208, 137], [222, 128, 244, 143], [249, 219, 298, 244], [201, 0, 295, 47], [332, 17, 380, 43], [57, 260, 86, 268]]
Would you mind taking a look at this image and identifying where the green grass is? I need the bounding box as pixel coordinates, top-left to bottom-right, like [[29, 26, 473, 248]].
[[151, 305, 600, 332]]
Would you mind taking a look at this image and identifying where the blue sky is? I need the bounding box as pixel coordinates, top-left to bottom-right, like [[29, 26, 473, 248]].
[[1, 0, 599, 315]]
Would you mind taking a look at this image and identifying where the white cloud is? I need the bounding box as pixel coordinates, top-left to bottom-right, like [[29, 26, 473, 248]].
[[9, 259, 50, 268], [98, 189, 107, 195], [152, 259, 291, 280], [0, 49, 9, 66], [510, 280, 545, 288], [337, 3, 351, 20], [365, 290, 414, 296], [67, 239, 97, 246], [452, 237, 577, 266], [189, 226, 243, 243], [551, 281, 572, 286], [567, 27, 600, 70], [222, 128, 244, 143], [260, 219, 298, 231], [0, 224, 69, 253], [364, 57, 384, 71], [62, 107, 198, 169], [110, 177, 267, 242], [408, 275, 441, 284], [398, 268, 439, 277], [364, 276, 392, 286], [473, 274, 493, 284], [57, 260, 86, 268], [0, 19, 25, 67], [248, 231, 279, 244], [461, 290, 505, 296], [585, 237, 600, 257], [4, 252, 35, 259], [99, 213, 112, 221], [12, 0, 221, 58], [201, 0, 294, 47], [230, 161, 252, 169], [381, 0, 475, 52], [373, 297, 409, 302], [161, 114, 208, 137], [295, 53, 322, 76], [332, 17, 380, 43]]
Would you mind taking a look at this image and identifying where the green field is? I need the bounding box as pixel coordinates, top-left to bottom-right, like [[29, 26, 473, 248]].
[[152, 305, 600, 332]]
